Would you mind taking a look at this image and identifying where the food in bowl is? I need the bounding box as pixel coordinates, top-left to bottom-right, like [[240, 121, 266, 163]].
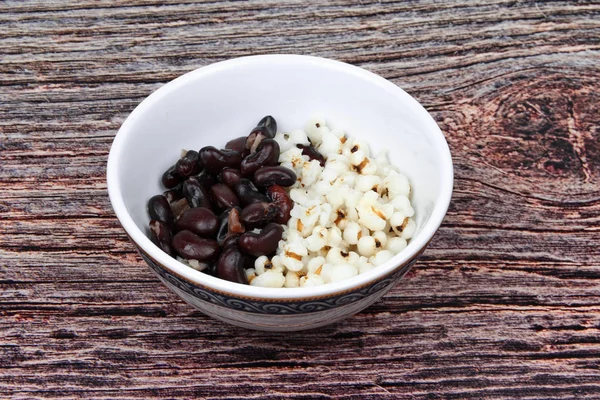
[[146, 115, 416, 288]]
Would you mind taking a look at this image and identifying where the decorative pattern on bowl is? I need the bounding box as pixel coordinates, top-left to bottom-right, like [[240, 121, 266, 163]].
[[136, 243, 422, 315]]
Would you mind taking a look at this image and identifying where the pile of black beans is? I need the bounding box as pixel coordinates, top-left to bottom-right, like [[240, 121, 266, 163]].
[[148, 116, 301, 285]]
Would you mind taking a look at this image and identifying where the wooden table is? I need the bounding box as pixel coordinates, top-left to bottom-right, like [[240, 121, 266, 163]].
[[2, 1, 599, 398]]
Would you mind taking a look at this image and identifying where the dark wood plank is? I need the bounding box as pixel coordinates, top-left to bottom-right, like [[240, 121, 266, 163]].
[[1, 0, 600, 398]]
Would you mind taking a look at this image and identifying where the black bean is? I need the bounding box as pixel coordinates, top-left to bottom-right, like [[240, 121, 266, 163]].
[[149, 220, 174, 256], [233, 179, 270, 206], [176, 208, 219, 238], [216, 208, 233, 245], [175, 150, 202, 176], [172, 230, 220, 261], [216, 245, 249, 284], [255, 115, 277, 138], [245, 116, 277, 151], [239, 223, 283, 257], [163, 183, 183, 204], [240, 202, 278, 230], [199, 146, 242, 175], [161, 165, 182, 188], [195, 170, 217, 191], [266, 185, 293, 224], [253, 166, 297, 187], [183, 177, 212, 209], [240, 139, 280, 177], [225, 136, 250, 158], [297, 144, 326, 167], [219, 168, 243, 188], [210, 183, 240, 211], [222, 234, 240, 249], [148, 195, 174, 225]]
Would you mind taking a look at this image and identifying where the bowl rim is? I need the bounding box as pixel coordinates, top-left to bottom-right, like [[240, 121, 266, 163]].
[[107, 54, 453, 301]]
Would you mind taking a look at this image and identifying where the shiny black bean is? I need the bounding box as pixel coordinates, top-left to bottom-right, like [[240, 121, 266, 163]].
[[251, 115, 277, 139], [195, 170, 217, 191], [266, 185, 293, 224], [148, 195, 174, 225], [245, 116, 278, 152], [216, 208, 229, 245], [161, 165, 182, 189], [216, 245, 249, 284], [240, 139, 280, 177], [297, 144, 326, 167], [183, 177, 212, 209], [239, 223, 283, 257], [222, 234, 240, 249], [210, 183, 240, 211], [240, 202, 278, 230], [199, 146, 242, 175], [175, 150, 202, 176], [172, 230, 220, 261], [253, 166, 297, 187], [233, 179, 270, 206], [149, 220, 174, 256], [176, 208, 218, 237], [225, 136, 250, 158], [258, 115, 277, 138], [163, 184, 183, 204], [219, 168, 243, 188]]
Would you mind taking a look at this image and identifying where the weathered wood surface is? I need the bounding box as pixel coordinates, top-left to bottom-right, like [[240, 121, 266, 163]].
[[1, 0, 600, 398]]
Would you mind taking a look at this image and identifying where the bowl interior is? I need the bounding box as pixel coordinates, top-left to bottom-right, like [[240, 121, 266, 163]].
[[108, 55, 452, 297]]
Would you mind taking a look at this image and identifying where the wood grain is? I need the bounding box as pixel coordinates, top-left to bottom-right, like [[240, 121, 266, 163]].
[[1, 0, 600, 398]]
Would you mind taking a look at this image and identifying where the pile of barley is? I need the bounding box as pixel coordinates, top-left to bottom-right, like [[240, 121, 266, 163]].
[[246, 118, 416, 288]]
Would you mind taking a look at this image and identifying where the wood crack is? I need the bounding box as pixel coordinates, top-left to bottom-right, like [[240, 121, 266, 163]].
[[566, 96, 592, 182]]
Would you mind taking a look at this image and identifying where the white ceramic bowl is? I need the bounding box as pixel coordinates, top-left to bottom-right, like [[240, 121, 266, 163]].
[[107, 55, 453, 331]]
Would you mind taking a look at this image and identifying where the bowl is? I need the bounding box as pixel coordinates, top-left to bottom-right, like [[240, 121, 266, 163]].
[[107, 55, 453, 331]]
